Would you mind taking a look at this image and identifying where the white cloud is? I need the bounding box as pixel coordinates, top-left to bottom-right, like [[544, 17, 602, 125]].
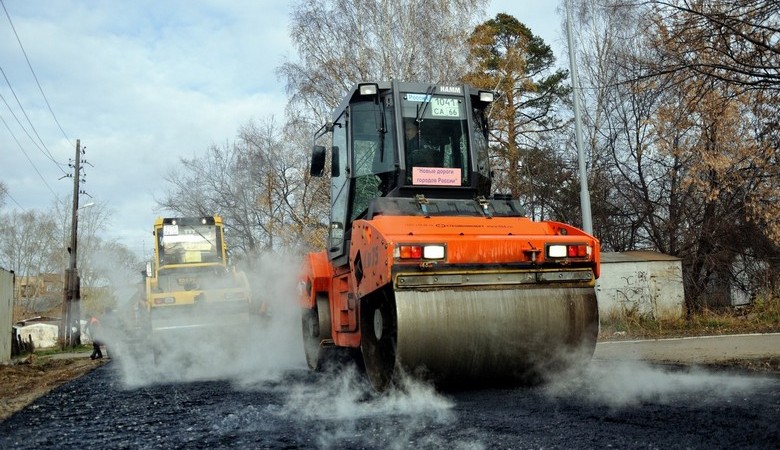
[[0, 1, 291, 260]]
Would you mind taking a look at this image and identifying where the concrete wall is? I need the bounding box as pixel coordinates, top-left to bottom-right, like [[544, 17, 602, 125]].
[[0, 268, 14, 362], [596, 251, 684, 320]]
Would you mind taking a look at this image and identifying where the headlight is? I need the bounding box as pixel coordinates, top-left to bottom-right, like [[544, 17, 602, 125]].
[[394, 244, 446, 260], [359, 83, 378, 96], [479, 91, 494, 102], [548, 245, 567, 258], [423, 245, 445, 259], [547, 244, 590, 259]]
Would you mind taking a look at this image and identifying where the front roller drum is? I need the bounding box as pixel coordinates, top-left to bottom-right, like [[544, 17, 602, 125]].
[[360, 286, 598, 390]]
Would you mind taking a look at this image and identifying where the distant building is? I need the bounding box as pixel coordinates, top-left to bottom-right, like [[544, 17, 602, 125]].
[[15, 273, 63, 315], [596, 251, 684, 320], [17, 273, 63, 298]]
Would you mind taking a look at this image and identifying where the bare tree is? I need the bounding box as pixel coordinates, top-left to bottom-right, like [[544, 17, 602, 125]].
[[279, 0, 489, 123], [0, 196, 147, 320], [638, 1, 780, 307], [641, 0, 780, 91], [0, 209, 60, 275], [158, 140, 261, 257], [0, 208, 61, 315], [569, 0, 780, 311], [48, 196, 137, 317], [157, 116, 318, 259], [233, 118, 324, 252], [563, 1, 636, 246], [67, 200, 112, 281], [79, 239, 143, 317]]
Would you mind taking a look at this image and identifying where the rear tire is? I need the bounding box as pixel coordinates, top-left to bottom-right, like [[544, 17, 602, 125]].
[[301, 307, 323, 370], [302, 294, 363, 371], [301, 295, 337, 371], [360, 290, 397, 391]]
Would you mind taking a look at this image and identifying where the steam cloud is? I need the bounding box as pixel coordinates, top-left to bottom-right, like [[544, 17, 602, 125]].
[[101, 251, 305, 387], [278, 364, 488, 450], [544, 358, 767, 409]]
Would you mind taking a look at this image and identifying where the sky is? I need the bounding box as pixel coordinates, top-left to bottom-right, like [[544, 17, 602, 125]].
[[0, 0, 567, 260]]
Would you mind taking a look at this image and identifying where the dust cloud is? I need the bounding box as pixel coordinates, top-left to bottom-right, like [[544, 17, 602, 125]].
[[100, 252, 306, 388], [543, 356, 767, 409], [279, 364, 484, 450]]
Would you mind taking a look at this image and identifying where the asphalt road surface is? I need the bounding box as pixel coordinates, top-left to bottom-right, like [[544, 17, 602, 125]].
[[1, 339, 778, 450]]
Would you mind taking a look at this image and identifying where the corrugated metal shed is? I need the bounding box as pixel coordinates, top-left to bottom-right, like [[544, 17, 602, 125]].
[[596, 251, 684, 320], [1, 268, 14, 362]]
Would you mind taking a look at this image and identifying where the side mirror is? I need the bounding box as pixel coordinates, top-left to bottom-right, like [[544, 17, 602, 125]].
[[311, 145, 326, 177]]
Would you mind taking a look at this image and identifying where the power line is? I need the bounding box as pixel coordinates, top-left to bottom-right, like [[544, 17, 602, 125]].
[[0, 0, 71, 146], [0, 90, 67, 175], [0, 113, 59, 197], [0, 67, 66, 174], [4, 190, 27, 212]]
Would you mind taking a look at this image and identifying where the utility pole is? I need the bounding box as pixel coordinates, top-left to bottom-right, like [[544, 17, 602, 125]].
[[565, 0, 593, 234], [61, 139, 82, 348]]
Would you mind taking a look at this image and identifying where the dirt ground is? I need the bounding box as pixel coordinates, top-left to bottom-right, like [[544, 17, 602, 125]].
[[0, 351, 107, 422]]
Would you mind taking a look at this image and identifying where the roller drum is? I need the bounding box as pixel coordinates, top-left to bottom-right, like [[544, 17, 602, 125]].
[[362, 286, 598, 389]]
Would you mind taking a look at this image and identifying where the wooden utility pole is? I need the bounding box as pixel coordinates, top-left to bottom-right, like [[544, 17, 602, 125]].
[[61, 139, 81, 348]]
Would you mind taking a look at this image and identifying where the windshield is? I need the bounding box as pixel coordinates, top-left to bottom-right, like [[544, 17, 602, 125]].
[[158, 224, 221, 265], [351, 101, 396, 177], [350, 100, 396, 220], [402, 92, 471, 186]]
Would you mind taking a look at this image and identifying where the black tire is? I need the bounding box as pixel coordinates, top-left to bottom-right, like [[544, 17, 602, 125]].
[[359, 290, 398, 391], [301, 306, 323, 370], [302, 295, 362, 371]]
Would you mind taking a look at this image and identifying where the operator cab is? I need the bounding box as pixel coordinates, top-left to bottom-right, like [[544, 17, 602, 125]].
[[156, 217, 224, 267], [310, 81, 495, 264]]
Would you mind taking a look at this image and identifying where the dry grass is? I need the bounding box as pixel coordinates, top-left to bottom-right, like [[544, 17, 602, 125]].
[[599, 294, 780, 341]]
